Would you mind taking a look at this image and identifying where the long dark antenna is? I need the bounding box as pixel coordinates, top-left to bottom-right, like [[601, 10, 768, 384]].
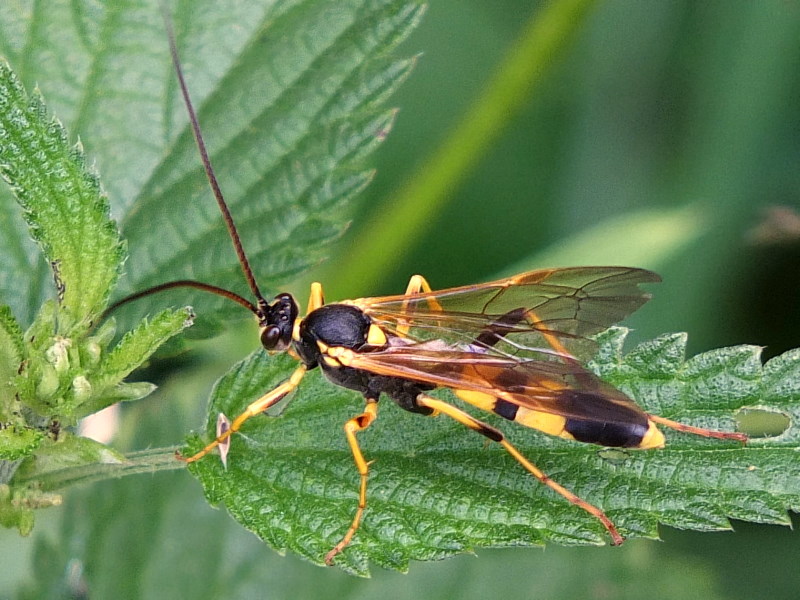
[[162, 10, 266, 308], [103, 280, 257, 318]]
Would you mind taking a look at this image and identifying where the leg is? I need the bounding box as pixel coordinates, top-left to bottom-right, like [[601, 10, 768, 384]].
[[308, 282, 325, 313], [403, 274, 434, 297], [471, 304, 574, 360], [416, 394, 624, 545], [289, 282, 326, 355], [178, 364, 308, 463], [525, 309, 574, 359], [325, 399, 379, 565], [397, 275, 444, 337]]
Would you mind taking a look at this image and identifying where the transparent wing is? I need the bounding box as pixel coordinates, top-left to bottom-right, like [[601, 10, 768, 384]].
[[350, 266, 660, 361], [347, 342, 647, 426]]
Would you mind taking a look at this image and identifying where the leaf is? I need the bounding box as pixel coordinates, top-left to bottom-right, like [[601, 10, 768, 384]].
[[18, 469, 733, 600], [185, 329, 799, 576], [0, 0, 423, 338], [78, 308, 196, 417], [0, 305, 24, 422], [0, 0, 426, 542], [0, 427, 43, 462], [107, 0, 424, 331], [0, 60, 124, 330], [0, 53, 195, 534], [16, 358, 733, 600]]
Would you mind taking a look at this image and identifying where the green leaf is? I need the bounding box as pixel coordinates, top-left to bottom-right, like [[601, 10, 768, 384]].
[[0, 52, 196, 537], [0, 427, 44, 462], [186, 329, 799, 576], [0, 60, 124, 330], [0, 0, 426, 544], [0, 305, 24, 422], [18, 471, 733, 600], [109, 0, 424, 331], [78, 308, 195, 417], [13, 360, 732, 600]]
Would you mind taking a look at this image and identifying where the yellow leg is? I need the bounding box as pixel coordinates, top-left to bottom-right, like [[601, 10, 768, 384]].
[[403, 274, 434, 296], [293, 283, 327, 343], [178, 365, 308, 463], [396, 274, 444, 337], [308, 282, 325, 313], [324, 399, 379, 565], [416, 394, 624, 545]]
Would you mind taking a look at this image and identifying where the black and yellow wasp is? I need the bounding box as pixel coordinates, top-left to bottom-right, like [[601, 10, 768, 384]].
[[110, 16, 747, 565]]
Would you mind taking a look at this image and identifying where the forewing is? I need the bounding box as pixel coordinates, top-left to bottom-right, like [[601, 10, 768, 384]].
[[347, 343, 647, 426], [350, 267, 660, 361]]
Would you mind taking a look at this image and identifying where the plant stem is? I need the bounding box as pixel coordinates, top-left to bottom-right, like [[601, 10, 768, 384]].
[[15, 446, 185, 492]]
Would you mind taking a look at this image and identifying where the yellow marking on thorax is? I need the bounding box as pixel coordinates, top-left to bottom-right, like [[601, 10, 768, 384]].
[[320, 343, 346, 368], [292, 318, 302, 342], [327, 346, 355, 366], [366, 324, 387, 346], [638, 421, 665, 449], [322, 356, 342, 368]]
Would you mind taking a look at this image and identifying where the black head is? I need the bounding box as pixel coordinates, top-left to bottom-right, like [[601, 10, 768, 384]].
[[258, 293, 299, 351]]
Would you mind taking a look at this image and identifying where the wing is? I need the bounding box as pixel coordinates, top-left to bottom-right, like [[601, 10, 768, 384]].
[[349, 267, 660, 361], [345, 342, 647, 426]]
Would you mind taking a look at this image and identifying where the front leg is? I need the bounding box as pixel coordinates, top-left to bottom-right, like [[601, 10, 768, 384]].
[[178, 364, 308, 463]]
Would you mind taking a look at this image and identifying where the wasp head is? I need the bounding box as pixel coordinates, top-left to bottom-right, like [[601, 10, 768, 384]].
[[257, 293, 298, 351]]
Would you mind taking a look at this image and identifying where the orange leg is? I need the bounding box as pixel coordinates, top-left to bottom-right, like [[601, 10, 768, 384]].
[[416, 394, 624, 545], [178, 364, 308, 463], [182, 283, 328, 465], [525, 309, 574, 359], [395, 275, 444, 337], [325, 399, 379, 565]]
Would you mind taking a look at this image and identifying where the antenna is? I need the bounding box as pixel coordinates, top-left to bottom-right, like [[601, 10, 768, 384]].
[[102, 9, 270, 322], [104, 280, 257, 316], [162, 10, 267, 309]]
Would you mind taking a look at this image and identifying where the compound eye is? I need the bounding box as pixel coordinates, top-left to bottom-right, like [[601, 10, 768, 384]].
[[260, 325, 282, 350]]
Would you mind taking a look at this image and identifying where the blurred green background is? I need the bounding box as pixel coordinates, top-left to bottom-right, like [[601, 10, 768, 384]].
[[3, 0, 800, 597]]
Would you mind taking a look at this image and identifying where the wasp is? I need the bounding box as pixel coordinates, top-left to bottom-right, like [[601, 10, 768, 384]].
[[109, 15, 748, 565]]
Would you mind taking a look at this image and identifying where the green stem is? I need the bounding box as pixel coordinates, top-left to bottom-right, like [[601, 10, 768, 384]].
[[333, 0, 599, 294], [15, 446, 185, 491]]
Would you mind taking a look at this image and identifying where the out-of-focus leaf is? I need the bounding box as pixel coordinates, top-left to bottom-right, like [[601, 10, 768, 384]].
[[111, 0, 424, 332]]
